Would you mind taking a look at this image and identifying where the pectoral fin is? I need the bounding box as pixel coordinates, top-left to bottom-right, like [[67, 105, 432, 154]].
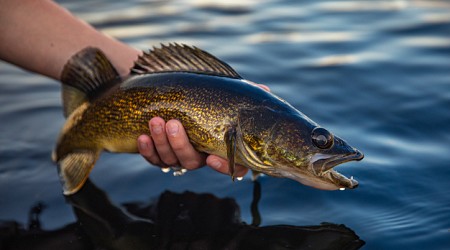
[[57, 151, 98, 195], [225, 126, 237, 181]]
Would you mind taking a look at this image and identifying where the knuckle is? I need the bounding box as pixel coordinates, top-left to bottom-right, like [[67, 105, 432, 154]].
[[167, 129, 189, 150], [152, 136, 168, 146], [168, 137, 187, 151]]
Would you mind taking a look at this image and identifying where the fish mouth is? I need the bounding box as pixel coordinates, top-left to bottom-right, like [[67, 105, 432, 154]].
[[312, 150, 364, 189]]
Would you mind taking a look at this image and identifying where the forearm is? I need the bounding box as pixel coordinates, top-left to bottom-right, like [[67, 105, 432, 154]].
[[0, 0, 140, 79]]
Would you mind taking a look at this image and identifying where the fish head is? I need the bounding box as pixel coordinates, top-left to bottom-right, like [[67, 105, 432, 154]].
[[269, 123, 364, 190], [237, 107, 363, 190]]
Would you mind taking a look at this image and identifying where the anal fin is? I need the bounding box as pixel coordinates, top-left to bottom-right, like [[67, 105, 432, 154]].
[[225, 126, 237, 181], [57, 151, 98, 195]]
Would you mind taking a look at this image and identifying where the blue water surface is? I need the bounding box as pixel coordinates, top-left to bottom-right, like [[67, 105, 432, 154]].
[[1, 0, 449, 249]]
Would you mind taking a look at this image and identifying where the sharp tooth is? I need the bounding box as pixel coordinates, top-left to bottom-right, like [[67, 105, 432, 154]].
[[339, 188, 346, 191]]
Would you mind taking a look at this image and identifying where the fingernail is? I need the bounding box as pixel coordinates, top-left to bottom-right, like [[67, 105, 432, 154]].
[[167, 122, 179, 136], [210, 160, 222, 170], [151, 124, 163, 135]]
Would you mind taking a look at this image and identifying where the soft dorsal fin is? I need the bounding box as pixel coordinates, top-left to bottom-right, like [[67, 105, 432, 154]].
[[131, 43, 243, 79], [60, 47, 120, 117]]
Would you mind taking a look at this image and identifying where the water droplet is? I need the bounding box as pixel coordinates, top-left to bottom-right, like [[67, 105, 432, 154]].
[[172, 167, 187, 176], [339, 188, 346, 191], [236, 176, 243, 181], [161, 167, 170, 173], [173, 170, 184, 176]]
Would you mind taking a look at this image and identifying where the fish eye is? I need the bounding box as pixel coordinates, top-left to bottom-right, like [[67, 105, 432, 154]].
[[311, 127, 334, 149]]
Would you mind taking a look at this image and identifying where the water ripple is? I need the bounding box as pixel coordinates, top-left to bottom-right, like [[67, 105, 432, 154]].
[[1, 0, 450, 248], [244, 31, 365, 44], [315, 0, 408, 12]]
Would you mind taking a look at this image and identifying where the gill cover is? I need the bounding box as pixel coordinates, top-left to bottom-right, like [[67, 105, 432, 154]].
[[235, 106, 283, 175]]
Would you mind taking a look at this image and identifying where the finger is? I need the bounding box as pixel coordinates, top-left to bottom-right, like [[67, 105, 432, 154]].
[[137, 134, 164, 167], [257, 84, 270, 92], [166, 119, 206, 170], [149, 117, 178, 166], [206, 155, 249, 177], [245, 80, 271, 92]]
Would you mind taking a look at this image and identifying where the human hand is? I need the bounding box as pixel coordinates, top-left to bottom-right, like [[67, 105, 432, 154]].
[[137, 84, 270, 177], [137, 118, 249, 177]]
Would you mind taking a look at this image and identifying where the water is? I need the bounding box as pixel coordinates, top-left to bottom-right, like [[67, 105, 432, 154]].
[[1, 0, 449, 249]]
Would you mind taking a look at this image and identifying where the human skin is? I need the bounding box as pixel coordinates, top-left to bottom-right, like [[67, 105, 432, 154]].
[[0, 0, 271, 176]]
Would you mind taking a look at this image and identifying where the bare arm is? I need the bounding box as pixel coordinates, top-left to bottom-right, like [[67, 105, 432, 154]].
[[0, 0, 138, 78]]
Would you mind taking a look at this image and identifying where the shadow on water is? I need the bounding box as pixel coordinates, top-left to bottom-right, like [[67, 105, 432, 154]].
[[0, 179, 364, 250]]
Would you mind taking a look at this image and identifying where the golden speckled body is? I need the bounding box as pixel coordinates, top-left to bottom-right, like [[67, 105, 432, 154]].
[[55, 72, 295, 164]]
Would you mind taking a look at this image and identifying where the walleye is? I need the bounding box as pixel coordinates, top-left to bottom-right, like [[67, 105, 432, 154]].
[[53, 43, 363, 195]]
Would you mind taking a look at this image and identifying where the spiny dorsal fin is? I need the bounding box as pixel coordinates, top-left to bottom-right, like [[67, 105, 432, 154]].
[[131, 43, 242, 79], [60, 47, 120, 117]]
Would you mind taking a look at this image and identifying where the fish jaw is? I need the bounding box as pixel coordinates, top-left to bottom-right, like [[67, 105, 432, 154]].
[[275, 149, 364, 190], [311, 150, 364, 190]]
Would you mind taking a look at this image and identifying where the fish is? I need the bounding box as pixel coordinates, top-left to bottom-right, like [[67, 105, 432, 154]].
[[52, 43, 364, 195]]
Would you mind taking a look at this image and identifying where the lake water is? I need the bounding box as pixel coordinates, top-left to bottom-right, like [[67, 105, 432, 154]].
[[1, 0, 449, 249]]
